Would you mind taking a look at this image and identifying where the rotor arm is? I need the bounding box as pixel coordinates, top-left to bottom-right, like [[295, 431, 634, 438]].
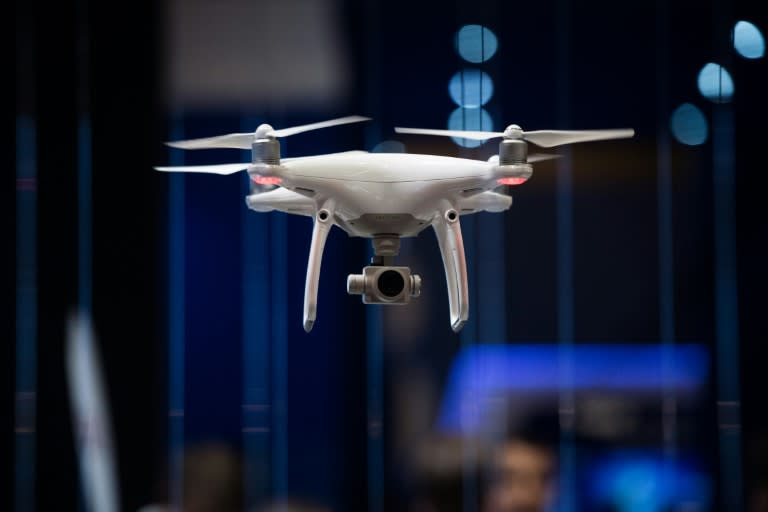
[[303, 199, 336, 332], [433, 206, 469, 332]]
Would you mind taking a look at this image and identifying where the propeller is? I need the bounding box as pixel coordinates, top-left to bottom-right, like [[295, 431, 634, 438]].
[[154, 163, 249, 175], [487, 153, 560, 164], [166, 115, 371, 150], [523, 153, 560, 163], [394, 124, 634, 148]]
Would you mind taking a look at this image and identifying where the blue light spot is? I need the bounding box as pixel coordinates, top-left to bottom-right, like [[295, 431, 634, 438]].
[[670, 103, 708, 146], [448, 69, 494, 108], [447, 107, 493, 148], [733, 21, 765, 59], [372, 140, 406, 153], [590, 452, 711, 512], [697, 63, 734, 103], [455, 25, 498, 63]]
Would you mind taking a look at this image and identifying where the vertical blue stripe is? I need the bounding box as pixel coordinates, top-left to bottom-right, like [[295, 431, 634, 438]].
[[15, 115, 37, 512], [271, 212, 289, 501], [364, 100, 384, 511], [456, 54, 481, 511], [241, 117, 271, 506], [712, 106, 742, 510], [556, 157, 574, 343], [556, 0, 576, 509], [168, 117, 186, 509], [476, 214, 506, 343], [366, 301, 384, 512], [655, 0, 679, 489], [556, 152, 576, 512], [78, 119, 92, 312], [459, 215, 480, 512], [655, 14, 675, 347], [712, 108, 739, 408]]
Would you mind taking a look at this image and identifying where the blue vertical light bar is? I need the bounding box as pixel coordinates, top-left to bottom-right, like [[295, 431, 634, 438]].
[[456, 50, 482, 512], [555, 150, 576, 512], [459, 214, 480, 512], [241, 116, 272, 506], [712, 105, 742, 510], [476, 215, 506, 344], [555, 0, 575, 510], [362, 0, 384, 504], [271, 211, 289, 501], [366, 299, 384, 512], [168, 116, 186, 509], [655, 0, 679, 487], [711, 1, 742, 506], [15, 116, 37, 512], [78, 119, 92, 311]]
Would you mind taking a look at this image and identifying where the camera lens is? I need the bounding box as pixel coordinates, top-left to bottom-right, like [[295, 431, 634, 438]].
[[377, 270, 405, 298]]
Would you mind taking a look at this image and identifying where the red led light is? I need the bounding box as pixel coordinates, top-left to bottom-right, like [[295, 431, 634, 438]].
[[497, 177, 528, 186], [252, 175, 282, 185]]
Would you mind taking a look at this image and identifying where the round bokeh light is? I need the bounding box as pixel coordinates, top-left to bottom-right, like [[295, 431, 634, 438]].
[[447, 107, 494, 148], [670, 103, 708, 146], [455, 25, 498, 63]]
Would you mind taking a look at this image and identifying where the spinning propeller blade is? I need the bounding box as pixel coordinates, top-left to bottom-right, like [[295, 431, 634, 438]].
[[271, 115, 371, 137], [165, 133, 254, 150], [395, 125, 634, 147], [394, 127, 504, 141], [488, 153, 560, 164], [153, 163, 249, 175], [526, 153, 561, 163], [522, 129, 635, 148], [165, 116, 371, 150]]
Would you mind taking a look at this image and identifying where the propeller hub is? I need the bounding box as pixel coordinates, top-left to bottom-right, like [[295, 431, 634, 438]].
[[254, 123, 276, 140], [503, 124, 524, 139]]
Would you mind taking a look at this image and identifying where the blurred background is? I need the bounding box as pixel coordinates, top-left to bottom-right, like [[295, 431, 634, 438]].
[[11, 0, 768, 510]]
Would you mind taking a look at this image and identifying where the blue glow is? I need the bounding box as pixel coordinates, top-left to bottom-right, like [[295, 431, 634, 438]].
[[734, 21, 765, 59], [448, 69, 494, 108], [372, 140, 406, 153], [438, 343, 709, 434], [455, 24, 498, 63], [670, 103, 708, 146], [590, 451, 711, 511], [697, 63, 734, 103], [447, 107, 493, 148]]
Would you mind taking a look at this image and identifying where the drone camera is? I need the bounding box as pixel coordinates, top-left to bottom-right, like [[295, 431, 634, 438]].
[[347, 266, 421, 305]]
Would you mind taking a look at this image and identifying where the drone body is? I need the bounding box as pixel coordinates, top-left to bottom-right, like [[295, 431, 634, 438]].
[[156, 116, 633, 332]]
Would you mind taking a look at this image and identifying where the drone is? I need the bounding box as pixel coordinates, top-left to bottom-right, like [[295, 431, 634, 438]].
[[156, 116, 633, 333]]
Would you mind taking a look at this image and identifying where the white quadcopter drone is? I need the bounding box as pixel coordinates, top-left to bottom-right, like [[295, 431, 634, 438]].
[[156, 116, 633, 333]]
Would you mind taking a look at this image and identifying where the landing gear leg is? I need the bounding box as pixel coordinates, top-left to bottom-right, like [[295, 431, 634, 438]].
[[303, 199, 335, 332], [433, 206, 469, 332]]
